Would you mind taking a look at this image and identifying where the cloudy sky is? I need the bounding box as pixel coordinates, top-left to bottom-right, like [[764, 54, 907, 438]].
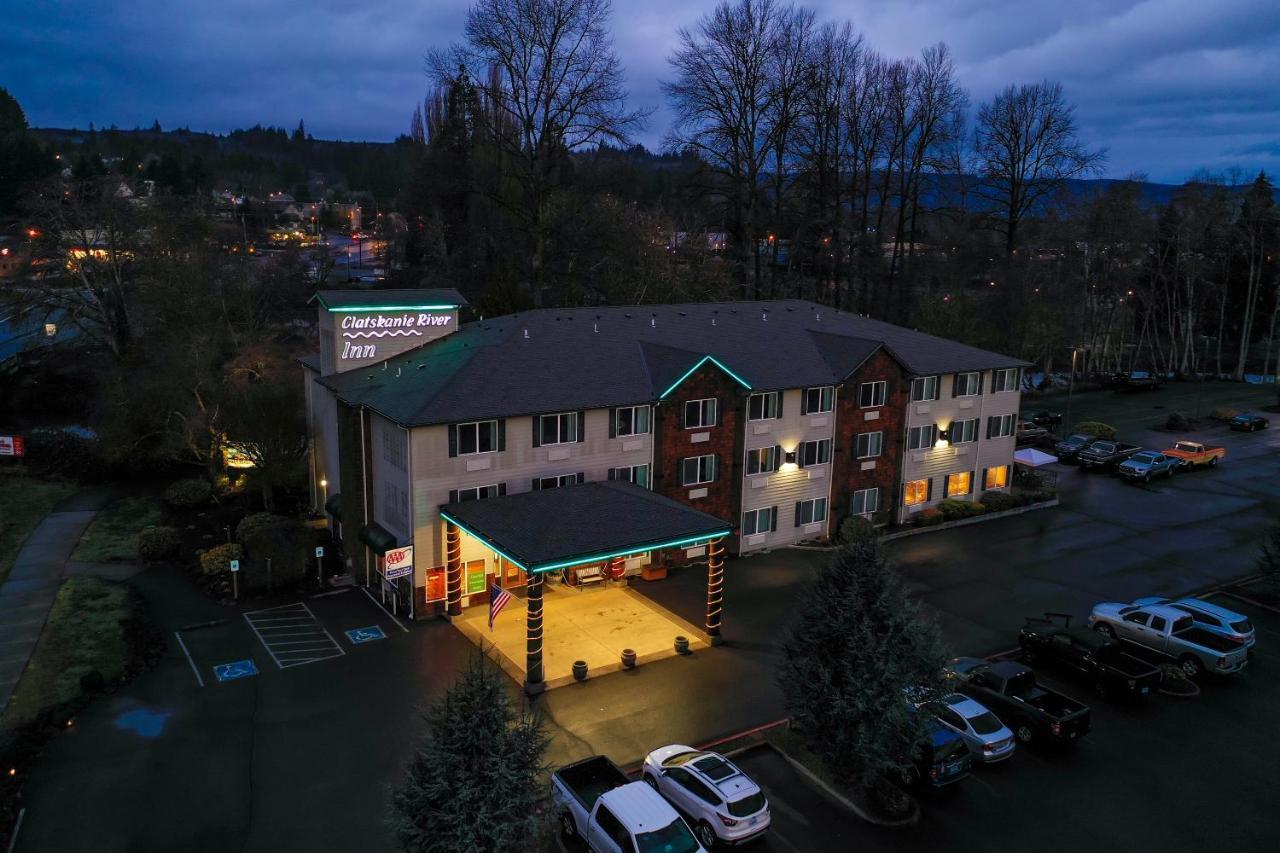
[[4, 0, 1278, 183]]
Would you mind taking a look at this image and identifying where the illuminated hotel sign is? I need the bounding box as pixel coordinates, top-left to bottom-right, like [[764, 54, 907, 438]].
[[338, 311, 453, 360]]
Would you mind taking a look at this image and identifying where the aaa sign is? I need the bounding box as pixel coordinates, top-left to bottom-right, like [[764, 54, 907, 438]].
[[385, 546, 414, 580]]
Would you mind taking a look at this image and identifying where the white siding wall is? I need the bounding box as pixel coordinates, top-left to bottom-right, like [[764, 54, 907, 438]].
[[306, 369, 341, 516], [370, 413, 411, 542]]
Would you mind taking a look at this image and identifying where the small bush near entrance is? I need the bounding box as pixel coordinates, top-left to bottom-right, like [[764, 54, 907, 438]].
[[235, 511, 289, 543], [839, 515, 878, 546], [137, 526, 182, 561], [915, 508, 944, 526], [1165, 411, 1191, 431], [1074, 421, 1117, 440], [163, 478, 213, 509], [198, 543, 243, 576], [241, 518, 312, 591], [980, 491, 1020, 512], [390, 650, 548, 852], [938, 499, 986, 521]]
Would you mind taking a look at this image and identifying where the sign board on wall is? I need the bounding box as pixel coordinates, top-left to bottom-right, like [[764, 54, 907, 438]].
[[0, 436, 25, 457], [384, 545, 414, 580], [425, 568, 445, 602], [337, 312, 453, 362], [466, 563, 487, 595]]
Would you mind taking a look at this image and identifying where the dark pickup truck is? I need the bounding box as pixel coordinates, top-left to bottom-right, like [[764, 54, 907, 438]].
[[1019, 617, 1162, 700], [945, 658, 1091, 747], [1077, 440, 1142, 472], [1054, 433, 1095, 463]]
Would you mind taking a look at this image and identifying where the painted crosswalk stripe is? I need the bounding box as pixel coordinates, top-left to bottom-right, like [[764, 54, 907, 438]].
[[243, 603, 345, 669]]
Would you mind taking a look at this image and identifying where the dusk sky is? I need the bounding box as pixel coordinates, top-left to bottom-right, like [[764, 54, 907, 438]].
[[4, 0, 1278, 183]]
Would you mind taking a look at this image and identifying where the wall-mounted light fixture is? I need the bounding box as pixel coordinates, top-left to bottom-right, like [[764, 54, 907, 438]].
[[935, 426, 951, 449]]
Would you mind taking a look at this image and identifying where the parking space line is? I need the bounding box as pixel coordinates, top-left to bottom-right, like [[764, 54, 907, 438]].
[[174, 631, 204, 688], [244, 602, 346, 669], [360, 586, 410, 633]]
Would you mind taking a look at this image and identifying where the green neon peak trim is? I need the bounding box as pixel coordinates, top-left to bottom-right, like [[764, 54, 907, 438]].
[[330, 304, 458, 312], [658, 355, 752, 399], [529, 530, 732, 574]]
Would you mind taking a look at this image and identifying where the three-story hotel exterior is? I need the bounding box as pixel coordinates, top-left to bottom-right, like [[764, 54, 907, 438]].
[[302, 289, 1026, 690]]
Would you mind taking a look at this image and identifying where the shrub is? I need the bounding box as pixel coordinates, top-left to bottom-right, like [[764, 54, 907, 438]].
[[1257, 522, 1280, 596], [236, 512, 289, 543], [241, 518, 312, 590], [1022, 489, 1057, 505], [980, 491, 1021, 512], [198, 543, 243, 576], [1074, 421, 1117, 440], [137, 526, 181, 561], [937, 499, 986, 520], [838, 515, 878, 546], [1208, 406, 1239, 422], [915, 508, 945, 526], [163, 478, 213, 509], [24, 427, 109, 481], [1165, 411, 1191, 431]]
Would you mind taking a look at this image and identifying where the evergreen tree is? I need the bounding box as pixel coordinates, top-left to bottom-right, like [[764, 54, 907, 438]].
[[389, 650, 547, 852], [779, 541, 949, 788], [1258, 520, 1280, 596], [0, 87, 57, 215]]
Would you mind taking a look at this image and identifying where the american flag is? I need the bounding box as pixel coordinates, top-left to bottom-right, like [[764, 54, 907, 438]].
[[489, 584, 513, 631]]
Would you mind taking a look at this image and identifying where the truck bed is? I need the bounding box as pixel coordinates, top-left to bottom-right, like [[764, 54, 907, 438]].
[[1016, 686, 1087, 720], [553, 755, 630, 812]]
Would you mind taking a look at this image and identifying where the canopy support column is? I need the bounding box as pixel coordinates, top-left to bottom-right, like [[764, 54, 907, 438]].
[[445, 521, 462, 618], [524, 573, 545, 696], [705, 536, 725, 645]]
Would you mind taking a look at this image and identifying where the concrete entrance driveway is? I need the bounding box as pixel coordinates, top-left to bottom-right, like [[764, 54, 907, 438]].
[[453, 581, 707, 688]]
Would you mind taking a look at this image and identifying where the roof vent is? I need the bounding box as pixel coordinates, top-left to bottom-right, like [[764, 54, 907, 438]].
[[381, 362, 388, 370], [593, 322, 598, 333], [396, 367, 401, 377], [625, 313, 631, 319], [650, 314, 656, 327], [761, 310, 768, 321], [712, 317, 717, 326], [523, 328, 529, 339]]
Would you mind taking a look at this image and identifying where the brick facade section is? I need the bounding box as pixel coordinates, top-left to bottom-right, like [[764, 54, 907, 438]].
[[832, 349, 910, 527], [652, 362, 746, 553]]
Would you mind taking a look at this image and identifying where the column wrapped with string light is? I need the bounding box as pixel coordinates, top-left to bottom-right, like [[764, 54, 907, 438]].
[[705, 536, 725, 645], [525, 572, 545, 694], [445, 521, 462, 617]]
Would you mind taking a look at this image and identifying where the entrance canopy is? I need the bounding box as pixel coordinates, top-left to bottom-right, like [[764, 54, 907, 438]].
[[439, 481, 732, 575]]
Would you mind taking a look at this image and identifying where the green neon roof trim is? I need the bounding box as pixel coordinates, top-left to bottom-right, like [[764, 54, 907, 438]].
[[529, 531, 732, 574], [658, 354, 752, 399], [330, 304, 459, 312], [438, 511, 531, 572]]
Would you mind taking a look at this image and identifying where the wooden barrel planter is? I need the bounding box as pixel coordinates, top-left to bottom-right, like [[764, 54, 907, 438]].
[[621, 648, 637, 669], [572, 660, 589, 681], [674, 636, 691, 655]]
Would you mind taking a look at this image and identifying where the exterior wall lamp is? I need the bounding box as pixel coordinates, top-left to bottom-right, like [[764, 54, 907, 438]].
[[935, 427, 951, 449]]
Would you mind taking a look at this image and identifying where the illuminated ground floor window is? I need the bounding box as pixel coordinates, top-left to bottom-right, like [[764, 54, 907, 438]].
[[904, 478, 930, 506], [945, 471, 972, 497], [984, 465, 1010, 489]]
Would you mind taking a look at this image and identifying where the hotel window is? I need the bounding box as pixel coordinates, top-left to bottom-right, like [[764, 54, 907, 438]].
[[910, 376, 939, 402], [904, 478, 931, 506], [452, 419, 502, 456], [907, 424, 938, 451], [747, 391, 780, 420], [532, 472, 584, 490], [798, 438, 832, 467], [855, 431, 883, 459], [984, 465, 1010, 489], [742, 506, 777, 535], [987, 414, 1015, 439], [953, 371, 981, 397], [945, 471, 973, 497], [952, 418, 979, 444], [794, 497, 828, 526], [536, 411, 581, 445], [681, 454, 718, 486], [451, 484, 503, 502], [858, 380, 887, 408], [684, 398, 718, 429], [745, 445, 780, 475], [609, 464, 650, 488], [851, 487, 880, 516], [991, 368, 1020, 393], [613, 405, 650, 437], [802, 386, 835, 414]]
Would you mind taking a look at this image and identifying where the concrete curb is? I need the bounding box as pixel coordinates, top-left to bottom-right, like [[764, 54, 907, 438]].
[[765, 742, 920, 827]]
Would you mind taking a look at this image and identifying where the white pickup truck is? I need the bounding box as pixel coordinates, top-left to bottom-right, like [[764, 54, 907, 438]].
[[553, 755, 706, 853]]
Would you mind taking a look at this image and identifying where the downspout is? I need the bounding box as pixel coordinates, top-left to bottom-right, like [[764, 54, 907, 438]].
[[360, 406, 370, 590], [405, 424, 415, 622]]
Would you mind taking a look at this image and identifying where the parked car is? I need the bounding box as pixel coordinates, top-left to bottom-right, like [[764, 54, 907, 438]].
[[1131, 597, 1256, 652], [1016, 420, 1050, 444], [1230, 412, 1269, 432], [1161, 440, 1225, 469], [1026, 410, 1063, 427], [555, 755, 705, 853], [1019, 618, 1161, 700], [1077, 440, 1142, 472], [1088, 603, 1249, 677], [909, 721, 973, 788], [1116, 450, 1179, 482], [943, 658, 1091, 746], [1110, 371, 1162, 392], [1054, 433, 1095, 463], [642, 745, 771, 848], [923, 693, 1016, 764]]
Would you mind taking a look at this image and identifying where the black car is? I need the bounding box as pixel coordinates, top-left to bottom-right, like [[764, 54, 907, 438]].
[[1054, 433, 1095, 463], [1026, 410, 1063, 427], [1019, 622, 1162, 700], [1230, 412, 1269, 432]]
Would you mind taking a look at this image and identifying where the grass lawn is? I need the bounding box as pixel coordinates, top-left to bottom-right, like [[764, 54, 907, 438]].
[[71, 495, 161, 563], [2, 578, 133, 727], [0, 474, 77, 584], [1033, 381, 1279, 436]]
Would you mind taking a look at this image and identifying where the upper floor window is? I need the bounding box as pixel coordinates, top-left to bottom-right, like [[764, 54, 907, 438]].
[[795, 497, 828, 526], [684, 398, 718, 429], [614, 405, 650, 437], [746, 445, 780, 475], [953, 372, 981, 397], [987, 413, 1015, 439], [747, 392, 780, 421], [532, 472, 583, 490], [855, 431, 883, 459], [951, 418, 979, 444], [452, 484, 502, 502], [798, 438, 832, 467], [537, 411, 581, 446], [681, 454, 718, 486], [991, 368, 1019, 393], [858, 381, 886, 408], [453, 420, 501, 456], [851, 487, 879, 516], [907, 424, 938, 451], [802, 386, 834, 414], [910, 376, 939, 402]]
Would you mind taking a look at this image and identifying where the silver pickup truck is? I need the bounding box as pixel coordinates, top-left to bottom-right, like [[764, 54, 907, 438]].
[[1088, 602, 1249, 677], [553, 755, 705, 853]]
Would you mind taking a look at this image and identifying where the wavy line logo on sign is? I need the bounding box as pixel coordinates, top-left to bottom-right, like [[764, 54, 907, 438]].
[[339, 312, 453, 360]]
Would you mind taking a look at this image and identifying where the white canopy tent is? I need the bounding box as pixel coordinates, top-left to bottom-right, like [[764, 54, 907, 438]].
[[1014, 448, 1059, 467]]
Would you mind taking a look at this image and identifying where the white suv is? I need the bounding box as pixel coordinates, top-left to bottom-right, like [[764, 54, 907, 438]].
[[642, 745, 770, 848]]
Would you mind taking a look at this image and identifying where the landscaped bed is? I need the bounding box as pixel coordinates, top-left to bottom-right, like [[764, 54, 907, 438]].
[[70, 495, 162, 563], [0, 474, 77, 583]]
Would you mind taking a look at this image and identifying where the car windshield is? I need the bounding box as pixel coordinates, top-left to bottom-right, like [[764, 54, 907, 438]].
[[636, 818, 700, 853], [1174, 442, 1198, 452], [726, 792, 766, 817], [1131, 453, 1157, 464], [968, 712, 1004, 735], [1066, 434, 1090, 444]]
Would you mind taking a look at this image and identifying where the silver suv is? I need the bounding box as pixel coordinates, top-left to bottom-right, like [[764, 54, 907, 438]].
[[642, 745, 771, 848], [1132, 597, 1255, 651]]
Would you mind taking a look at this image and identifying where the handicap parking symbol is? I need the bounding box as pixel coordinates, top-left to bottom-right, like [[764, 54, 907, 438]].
[[213, 659, 259, 682], [345, 625, 387, 645]]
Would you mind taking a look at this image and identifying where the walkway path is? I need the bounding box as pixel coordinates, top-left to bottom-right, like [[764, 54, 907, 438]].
[[0, 487, 120, 712]]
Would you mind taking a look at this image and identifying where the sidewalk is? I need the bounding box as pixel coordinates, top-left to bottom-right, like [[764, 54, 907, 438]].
[[0, 487, 122, 712]]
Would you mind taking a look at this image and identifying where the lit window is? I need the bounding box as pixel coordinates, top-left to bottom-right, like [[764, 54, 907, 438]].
[[684, 398, 718, 429], [795, 497, 827, 525], [985, 466, 1009, 489], [851, 488, 879, 516], [910, 376, 939, 402], [953, 372, 981, 396], [747, 392, 780, 420], [945, 472, 972, 497], [615, 406, 651, 437], [991, 368, 1020, 393], [798, 439, 831, 467], [858, 381, 886, 408], [681, 454, 718, 486], [907, 424, 938, 451], [855, 431, 883, 459], [745, 446, 780, 475], [742, 506, 776, 535], [803, 386, 834, 414], [904, 479, 930, 506]]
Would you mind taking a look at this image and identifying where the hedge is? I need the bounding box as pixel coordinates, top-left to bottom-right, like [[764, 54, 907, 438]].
[[938, 499, 986, 520], [1074, 421, 1117, 440], [198, 543, 243, 576], [236, 512, 289, 543], [838, 515, 878, 546], [163, 478, 213, 509], [137, 526, 181, 561]]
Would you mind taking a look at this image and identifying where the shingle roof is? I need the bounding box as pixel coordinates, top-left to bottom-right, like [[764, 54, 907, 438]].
[[318, 299, 1028, 426], [310, 288, 468, 309], [439, 481, 732, 572]]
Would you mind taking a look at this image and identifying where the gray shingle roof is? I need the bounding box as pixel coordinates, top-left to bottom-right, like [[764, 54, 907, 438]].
[[310, 288, 468, 309], [440, 481, 732, 572], [318, 299, 1028, 426]]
